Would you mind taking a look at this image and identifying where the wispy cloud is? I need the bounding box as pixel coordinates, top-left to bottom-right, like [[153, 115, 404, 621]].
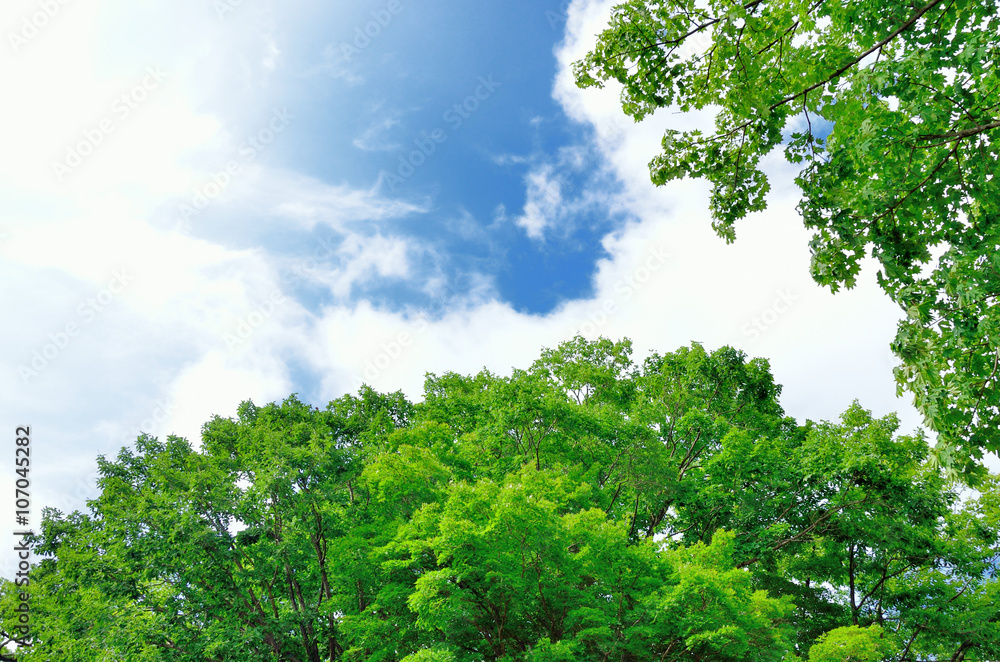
[[516, 163, 563, 239], [352, 115, 403, 152], [256, 170, 427, 230], [310, 43, 366, 85], [510, 144, 621, 241]]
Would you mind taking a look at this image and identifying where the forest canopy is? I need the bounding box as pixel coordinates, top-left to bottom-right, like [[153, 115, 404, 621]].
[[2, 337, 999, 661]]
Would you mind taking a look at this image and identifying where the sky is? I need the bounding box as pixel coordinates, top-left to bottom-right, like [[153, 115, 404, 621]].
[[0, 0, 965, 577]]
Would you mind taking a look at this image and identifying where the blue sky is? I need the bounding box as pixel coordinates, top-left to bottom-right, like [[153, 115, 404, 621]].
[[0, 0, 967, 577]]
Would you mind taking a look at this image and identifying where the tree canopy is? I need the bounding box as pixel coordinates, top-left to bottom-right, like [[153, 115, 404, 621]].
[[573, 0, 1000, 472], [3, 337, 1000, 661]]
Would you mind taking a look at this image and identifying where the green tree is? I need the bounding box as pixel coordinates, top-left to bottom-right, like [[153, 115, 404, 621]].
[[3, 338, 999, 660], [807, 625, 889, 662], [574, 0, 1000, 471]]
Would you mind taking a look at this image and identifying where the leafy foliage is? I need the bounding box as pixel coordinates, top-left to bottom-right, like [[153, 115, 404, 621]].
[[574, 0, 1000, 469], [3, 338, 1000, 661]]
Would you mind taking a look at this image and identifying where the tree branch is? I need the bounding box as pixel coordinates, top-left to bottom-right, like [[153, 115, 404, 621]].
[[918, 119, 1000, 142], [769, 0, 947, 113]]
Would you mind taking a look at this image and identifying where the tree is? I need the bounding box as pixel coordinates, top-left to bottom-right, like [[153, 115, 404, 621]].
[[573, 0, 1000, 473], [3, 337, 999, 660]]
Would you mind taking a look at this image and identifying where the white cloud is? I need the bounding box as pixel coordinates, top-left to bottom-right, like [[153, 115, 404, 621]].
[[353, 115, 403, 152], [312, 43, 366, 85], [0, 0, 440, 556], [236, 168, 427, 230], [306, 233, 414, 299], [166, 349, 295, 445], [510, 144, 621, 240], [262, 34, 281, 73], [515, 164, 563, 239]]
